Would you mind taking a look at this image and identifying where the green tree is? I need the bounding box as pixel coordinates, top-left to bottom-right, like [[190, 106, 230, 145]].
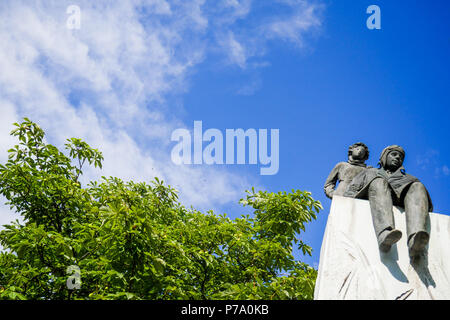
[[0, 119, 322, 300]]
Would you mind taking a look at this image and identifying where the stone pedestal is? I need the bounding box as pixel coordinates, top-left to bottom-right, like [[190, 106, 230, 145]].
[[314, 196, 450, 300]]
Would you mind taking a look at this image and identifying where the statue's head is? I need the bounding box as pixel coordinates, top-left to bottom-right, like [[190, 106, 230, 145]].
[[348, 142, 369, 162], [379, 145, 405, 171]]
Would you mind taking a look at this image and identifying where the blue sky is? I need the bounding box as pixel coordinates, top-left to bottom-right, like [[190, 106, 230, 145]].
[[178, 0, 450, 266], [0, 0, 449, 268]]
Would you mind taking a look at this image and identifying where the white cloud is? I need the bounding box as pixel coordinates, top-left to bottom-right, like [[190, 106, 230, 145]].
[[0, 0, 322, 227], [416, 149, 439, 169], [0, 197, 21, 230], [264, 0, 323, 46], [416, 150, 450, 178], [237, 77, 262, 96], [0, 101, 19, 163], [214, 0, 323, 81], [222, 31, 248, 68]]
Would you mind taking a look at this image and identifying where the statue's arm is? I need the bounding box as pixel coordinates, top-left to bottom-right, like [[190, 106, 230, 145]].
[[324, 163, 342, 199]]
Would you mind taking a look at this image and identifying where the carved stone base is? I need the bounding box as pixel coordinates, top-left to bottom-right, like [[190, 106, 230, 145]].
[[314, 196, 450, 300]]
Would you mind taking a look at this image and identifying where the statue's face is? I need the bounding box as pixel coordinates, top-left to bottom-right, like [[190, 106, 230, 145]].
[[385, 150, 403, 170], [351, 146, 367, 160]]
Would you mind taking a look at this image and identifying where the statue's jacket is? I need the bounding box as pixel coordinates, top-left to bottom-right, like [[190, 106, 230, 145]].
[[324, 161, 369, 199], [344, 166, 433, 212]]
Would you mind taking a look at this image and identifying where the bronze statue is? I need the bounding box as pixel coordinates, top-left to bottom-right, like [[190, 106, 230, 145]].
[[324, 142, 370, 199], [344, 145, 433, 259]]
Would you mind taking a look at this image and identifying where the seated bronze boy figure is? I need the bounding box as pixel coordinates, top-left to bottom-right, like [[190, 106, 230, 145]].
[[345, 145, 433, 259]]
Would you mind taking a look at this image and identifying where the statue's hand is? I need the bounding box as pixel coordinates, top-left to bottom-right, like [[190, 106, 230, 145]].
[[324, 187, 334, 199]]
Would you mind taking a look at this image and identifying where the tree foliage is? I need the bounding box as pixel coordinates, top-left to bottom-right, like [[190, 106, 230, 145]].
[[0, 119, 322, 300]]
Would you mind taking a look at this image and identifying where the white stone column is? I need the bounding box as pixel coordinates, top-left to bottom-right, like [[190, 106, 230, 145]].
[[314, 196, 450, 300]]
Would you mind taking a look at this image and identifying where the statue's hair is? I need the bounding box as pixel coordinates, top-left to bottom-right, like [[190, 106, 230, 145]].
[[348, 142, 369, 161]]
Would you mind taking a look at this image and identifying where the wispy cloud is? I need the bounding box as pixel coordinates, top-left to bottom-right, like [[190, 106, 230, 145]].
[[416, 149, 439, 169], [264, 0, 323, 46], [216, 0, 323, 69], [0, 0, 323, 226], [237, 77, 262, 96], [416, 150, 450, 179], [221, 31, 248, 68]]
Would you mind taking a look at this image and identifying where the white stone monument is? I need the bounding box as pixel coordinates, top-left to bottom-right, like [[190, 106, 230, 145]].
[[314, 196, 450, 300]]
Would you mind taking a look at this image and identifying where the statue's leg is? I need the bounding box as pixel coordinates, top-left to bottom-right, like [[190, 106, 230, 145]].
[[404, 182, 429, 258], [368, 178, 402, 252]]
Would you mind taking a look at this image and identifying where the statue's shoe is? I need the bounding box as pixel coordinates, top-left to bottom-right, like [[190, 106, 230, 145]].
[[378, 229, 402, 252], [408, 231, 430, 259]]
